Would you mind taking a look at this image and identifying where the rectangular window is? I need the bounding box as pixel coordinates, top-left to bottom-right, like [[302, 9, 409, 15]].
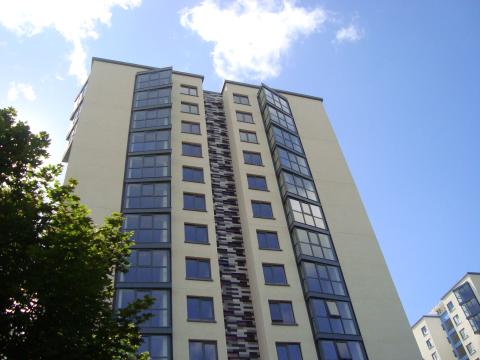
[[461, 297, 480, 317], [318, 340, 366, 360], [247, 175, 268, 191], [301, 262, 346, 296], [186, 258, 211, 280], [263, 264, 287, 285], [124, 183, 170, 209], [129, 130, 170, 152], [459, 328, 468, 340], [138, 335, 170, 360], [264, 105, 296, 132], [257, 231, 280, 250], [310, 299, 358, 335], [183, 166, 204, 183], [252, 201, 273, 219], [293, 228, 336, 261], [287, 198, 325, 229], [426, 339, 433, 349], [239, 130, 258, 143], [181, 102, 199, 114], [187, 297, 214, 321], [467, 343, 476, 355], [184, 193, 206, 211], [134, 88, 171, 108], [453, 314, 461, 325], [189, 341, 217, 360], [280, 172, 317, 201], [447, 301, 455, 312], [116, 289, 169, 328], [243, 151, 263, 166], [233, 93, 250, 105], [132, 108, 170, 129], [182, 121, 201, 134], [274, 148, 310, 176], [269, 301, 295, 325], [454, 282, 476, 304], [421, 326, 429, 336], [180, 85, 198, 96], [269, 126, 302, 153], [119, 250, 169, 283], [127, 154, 170, 179], [431, 352, 438, 360], [185, 224, 208, 244], [123, 214, 169, 244], [276, 343, 303, 360], [182, 142, 202, 157], [236, 111, 254, 123], [136, 71, 171, 89]]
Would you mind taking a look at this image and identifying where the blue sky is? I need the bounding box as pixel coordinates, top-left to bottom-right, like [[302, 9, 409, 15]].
[[0, 0, 479, 325]]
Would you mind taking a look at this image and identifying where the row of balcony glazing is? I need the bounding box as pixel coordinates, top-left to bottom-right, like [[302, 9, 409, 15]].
[[257, 85, 368, 360], [115, 69, 174, 360]]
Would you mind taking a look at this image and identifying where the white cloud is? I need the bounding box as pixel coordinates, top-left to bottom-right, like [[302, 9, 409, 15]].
[[180, 0, 327, 80], [335, 24, 363, 43], [7, 82, 37, 102], [0, 0, 141, 83]]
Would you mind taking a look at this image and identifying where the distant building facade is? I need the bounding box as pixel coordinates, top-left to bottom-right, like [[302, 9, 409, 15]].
[[413, 273, 480, 360]]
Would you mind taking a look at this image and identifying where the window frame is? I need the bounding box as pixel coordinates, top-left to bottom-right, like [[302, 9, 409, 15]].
[[180, 84, 198, 96], [269, 300, 296, 325], [257, 230, 280, 250], [127, 154, 170, 179], [247, 174, 268, 191], [118, 249, 170, 283], [186, 257, 212, 281], [236, 111, 254, 123], [129, 130, 171, 152], [132, 108, 171, 129], [275, 343, 303, 360], [187, 296, 215, 322], [189, 340, 218, 360], [263, 263, 288, 285], [124, 182, 170, 210], [183, 166, 204, 183], [243, 151, 263, 166], [184, 223, 209, 244], [301, 262, 347, 296], [239, 129, 258, 143], [233, 93, 250, 105], [252, 201, 274, 219], [182, 142, 203, 158], [181, 102, 200, 114], [116, 289, 170, 328], [123, 214, 170, 244], [183, 192, 207, 211], [181, 121, 201, 135]]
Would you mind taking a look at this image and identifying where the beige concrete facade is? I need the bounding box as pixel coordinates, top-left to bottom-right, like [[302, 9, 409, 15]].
[[413, 315, 455, 360], [64, 57, 421, 360]]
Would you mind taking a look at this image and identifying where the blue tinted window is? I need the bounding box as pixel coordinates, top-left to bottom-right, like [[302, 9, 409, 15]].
[[116, 289, 169, 328], [184, 224, 208, 244], [124, 183, 169, 209], [187, 297, 214, 321], [301, 262, 346, 296], [257, 231, 280, 250], [182, 142, 202, 157], [263, 264, 287, 285], [127, 155, 169, 179], [186, 258, 211, 280], [134, 88, 170, 107], [269, 301, 295, 324], [243, 151, 262, 166], [276, 343, 303, 360], [129, 130, 170, 152], [184, 193, 206, 211], [132, 108, 170, 129], [309, 299, 357, 335], [138, 335, 170, 360], [247, 175, 267, 190], [183, 166, 204, 182], [252, 201, 273, 219], [189, 341, 217, 360], [123, 214, 169, 244]]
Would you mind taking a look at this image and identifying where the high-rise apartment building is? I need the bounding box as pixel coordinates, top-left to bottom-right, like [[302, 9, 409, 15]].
[[63, 57, 420, 360], [412, 273, 480, 360]]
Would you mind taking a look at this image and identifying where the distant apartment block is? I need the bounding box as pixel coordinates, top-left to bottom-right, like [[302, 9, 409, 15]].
[[63, 57, 421, 359], [413, 273, 480, 360]]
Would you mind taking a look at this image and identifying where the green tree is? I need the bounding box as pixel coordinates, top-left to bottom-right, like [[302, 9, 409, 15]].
[[0, 107, 152, 359]]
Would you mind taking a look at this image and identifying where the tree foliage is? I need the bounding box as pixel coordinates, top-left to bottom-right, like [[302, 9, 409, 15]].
[[0, 107, 152, 359]]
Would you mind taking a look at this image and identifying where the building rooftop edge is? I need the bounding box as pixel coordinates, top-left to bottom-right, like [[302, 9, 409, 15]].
[[220, 79, 324, 102], [411, 314, 441, 329], [439, 272, 480, 301], [90, 57, 204, 82]]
